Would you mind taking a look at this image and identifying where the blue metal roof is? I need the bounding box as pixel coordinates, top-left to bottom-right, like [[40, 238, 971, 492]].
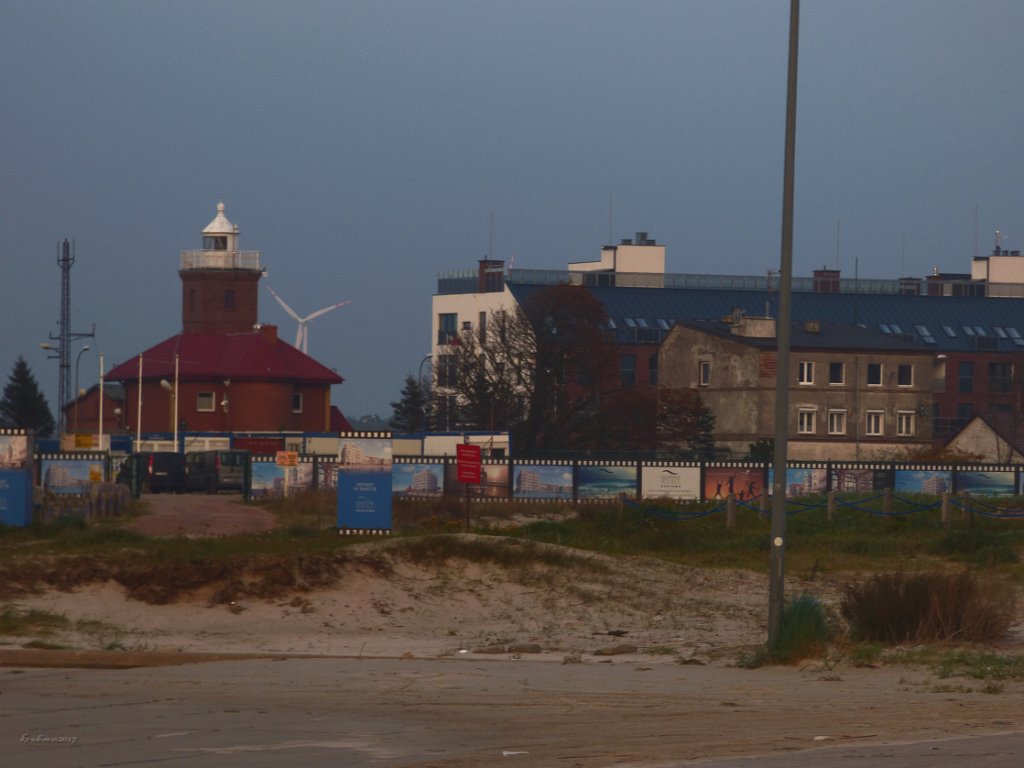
[[508, 282, 1024, 353]]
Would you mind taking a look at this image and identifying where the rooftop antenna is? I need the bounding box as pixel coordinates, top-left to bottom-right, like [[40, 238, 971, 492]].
[[901, 234, 906, 275], [266, 286, 349, 355]]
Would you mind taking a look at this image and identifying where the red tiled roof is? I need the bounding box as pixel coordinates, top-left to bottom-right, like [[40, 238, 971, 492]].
[[107, 332, 343, 385], [330, 406, 353, 432]]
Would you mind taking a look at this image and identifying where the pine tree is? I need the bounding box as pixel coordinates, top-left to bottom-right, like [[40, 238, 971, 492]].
[[0, 356, 56, 437], [389, 374, 429, 433]]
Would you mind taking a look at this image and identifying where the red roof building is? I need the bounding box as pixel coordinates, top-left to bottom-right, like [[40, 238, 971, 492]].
[[107, 203, 345, 435]]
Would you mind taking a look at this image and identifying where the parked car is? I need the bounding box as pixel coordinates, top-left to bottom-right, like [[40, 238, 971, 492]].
[[185, 449, 249, 493], [116, 452, 187, 494]]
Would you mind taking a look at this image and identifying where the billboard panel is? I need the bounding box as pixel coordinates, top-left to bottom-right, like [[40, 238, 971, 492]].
[[576, 463, 637, 500], [641, 464, 701, 501], [337, 434, 392, 532]]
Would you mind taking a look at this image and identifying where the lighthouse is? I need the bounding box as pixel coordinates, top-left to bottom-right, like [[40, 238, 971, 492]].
[[179, 202, 263, 334]]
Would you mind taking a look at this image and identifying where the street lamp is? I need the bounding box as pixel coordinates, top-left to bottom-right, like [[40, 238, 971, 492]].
[[74, 345, 91, 433], [40, 342, 63, 433], [159, 354, 180, 450]]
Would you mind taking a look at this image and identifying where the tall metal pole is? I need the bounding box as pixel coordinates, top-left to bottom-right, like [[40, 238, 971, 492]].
[[98, 353, 105, 451], [173, 354, 179, 450], [47, 239, 94, 435], [769, 0, 800, 646], [74, 345, 91, 433], [56, 240, 73, 435], [136, 354, 143, 449]]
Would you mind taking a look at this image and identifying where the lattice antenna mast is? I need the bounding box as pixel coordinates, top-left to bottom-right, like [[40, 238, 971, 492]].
[[45, 239, 94, 434]]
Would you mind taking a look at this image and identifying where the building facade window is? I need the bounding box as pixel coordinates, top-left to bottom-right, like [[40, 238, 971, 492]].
[[436, 354, 455, 387], [865, 410, 884, 436], [698, 360, 711, 386], [956, 402, 974, 424], [197, 392, 215, 412], [828, 362, 844, 385], [958, 361, 974, 393], [292, 392, 303, 413], [867, 363, 882, 386], [224, 289, 236, 310], [988, 361, 1013, 393], [897, 364, 913, 387], [438, 313, 458, 345], [620, 354, 637, 387], [896, 411, 915, 436], [827, 409, 847, 435], [648, 355, 658, 386], [797, 409, 817, 434], [798, 361, 814, 385]]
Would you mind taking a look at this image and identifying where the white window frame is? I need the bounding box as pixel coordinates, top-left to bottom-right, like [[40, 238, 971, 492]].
[[197, 392, 215, 412], [798, 361, 814, 385], [698, 360, 711, 387], [797, 408, 817, 434], [896, 411, 915, 437], [827, 409, 847, 435], [865, 410, 884, 436], [292, 392, 304, 414], [867, 363, 883, 387]]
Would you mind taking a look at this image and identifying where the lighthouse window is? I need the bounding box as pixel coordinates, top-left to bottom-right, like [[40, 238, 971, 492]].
[[203, 235, 228, 251], [292, 392, 304, 413]]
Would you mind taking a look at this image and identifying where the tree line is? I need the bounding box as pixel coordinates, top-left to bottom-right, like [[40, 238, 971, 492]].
[[391, 283, 714, 457], [0, 355, 55, 437]]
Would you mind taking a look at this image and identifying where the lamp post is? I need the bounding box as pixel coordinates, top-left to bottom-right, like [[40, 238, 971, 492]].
[[160, 354, 180, 451], [73, 345, 91, 434], [40, 341, 63, 434]]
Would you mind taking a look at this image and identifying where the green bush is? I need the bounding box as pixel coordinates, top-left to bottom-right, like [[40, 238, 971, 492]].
[[770, 593, 831, 663]]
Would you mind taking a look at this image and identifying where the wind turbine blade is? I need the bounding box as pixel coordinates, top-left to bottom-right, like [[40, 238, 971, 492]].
[[304, 300, 351, 322], [266, 285, 302, 322]]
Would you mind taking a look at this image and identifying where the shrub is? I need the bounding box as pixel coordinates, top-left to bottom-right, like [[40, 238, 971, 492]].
[[840, 571, 1019, 644], [770, 593, 831, 663]]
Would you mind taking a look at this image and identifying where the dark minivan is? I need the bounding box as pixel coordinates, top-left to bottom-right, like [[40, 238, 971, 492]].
[[116, 452, 188, 495], [185, 449, 250, 493]]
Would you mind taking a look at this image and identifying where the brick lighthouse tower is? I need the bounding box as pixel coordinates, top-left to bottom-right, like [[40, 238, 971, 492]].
[[179, 202, 263, 334]]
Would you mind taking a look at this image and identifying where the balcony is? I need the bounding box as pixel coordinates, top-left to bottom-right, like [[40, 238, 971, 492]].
[[180, 250, 262, 272]]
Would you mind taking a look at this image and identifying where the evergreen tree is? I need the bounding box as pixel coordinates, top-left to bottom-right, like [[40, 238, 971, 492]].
[[389, 374, 429, 433], [0, 356, 56, 437]]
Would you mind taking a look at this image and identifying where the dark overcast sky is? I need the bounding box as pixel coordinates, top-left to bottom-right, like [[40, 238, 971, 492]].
[[3, 1, 1023, 418]]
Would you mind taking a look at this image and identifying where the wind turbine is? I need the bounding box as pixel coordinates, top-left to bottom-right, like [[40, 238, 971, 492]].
[[266, 286, 350, 354]]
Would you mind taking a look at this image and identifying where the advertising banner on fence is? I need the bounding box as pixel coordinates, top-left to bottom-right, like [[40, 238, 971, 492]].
[[705, 465, 765, 501], [0, 431, 32, 526], [444, 461, 509, 498], [512, 462, 573, 501], [576, 463, 637, 500], [641, 464, 701, 501], [337, 433, 392, 533], [393, 460, 444, 499], [250, 458, 314, 499]]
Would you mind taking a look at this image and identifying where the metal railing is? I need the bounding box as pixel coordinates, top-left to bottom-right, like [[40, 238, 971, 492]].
[[180, 250, 262, 271]]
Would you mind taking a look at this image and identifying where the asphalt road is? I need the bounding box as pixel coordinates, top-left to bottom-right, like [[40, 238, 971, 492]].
[[4, 656, 1023, 768]]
